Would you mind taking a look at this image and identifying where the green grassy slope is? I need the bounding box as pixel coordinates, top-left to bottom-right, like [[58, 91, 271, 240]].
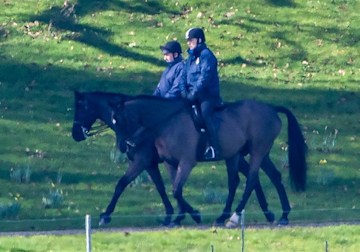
[[0, 0, 359, 231]]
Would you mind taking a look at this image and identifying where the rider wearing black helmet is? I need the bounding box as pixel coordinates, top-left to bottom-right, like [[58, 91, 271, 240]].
[[153, 40, 184, 98], [117, 40, 185, 156], [181, 27, 221, 160]]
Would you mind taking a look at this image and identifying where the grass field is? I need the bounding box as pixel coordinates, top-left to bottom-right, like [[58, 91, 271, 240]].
[[0, 224, 360, 251], [0, 0, 359, 233]]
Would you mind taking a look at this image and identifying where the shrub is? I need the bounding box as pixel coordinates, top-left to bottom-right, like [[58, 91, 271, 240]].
[[0, 202, 21, 219], [9, 164, 32, 183], [42, 189, 64, 209]]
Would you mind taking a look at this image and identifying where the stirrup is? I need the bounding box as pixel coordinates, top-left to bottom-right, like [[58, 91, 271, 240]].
[[204, 146, 216, 160]]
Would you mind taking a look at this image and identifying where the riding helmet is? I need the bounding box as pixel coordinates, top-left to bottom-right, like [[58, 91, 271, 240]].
[[160, 41, 182, 54], [185, 27, 205, 43]]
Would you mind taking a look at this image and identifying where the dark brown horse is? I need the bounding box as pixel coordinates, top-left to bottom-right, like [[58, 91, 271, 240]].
[[109, 95, 307, 227], [72, 91, 278, 226]]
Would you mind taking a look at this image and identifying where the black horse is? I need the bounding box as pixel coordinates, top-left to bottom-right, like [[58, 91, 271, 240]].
[[72, 91, 176, 225], [72, 91, 280, 226], [109, 95, 307, 227]]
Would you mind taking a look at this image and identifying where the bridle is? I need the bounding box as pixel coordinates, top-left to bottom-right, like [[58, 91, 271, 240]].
[[73, 120, 110, 138]]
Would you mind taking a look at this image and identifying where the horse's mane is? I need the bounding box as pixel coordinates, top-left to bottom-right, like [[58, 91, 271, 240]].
[[122, 94, 188, 129], [131, 94, 184, 103], [91, 91, 129, 98]]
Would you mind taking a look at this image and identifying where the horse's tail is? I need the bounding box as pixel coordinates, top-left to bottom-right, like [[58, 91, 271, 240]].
[[275, 106, 308, 192]]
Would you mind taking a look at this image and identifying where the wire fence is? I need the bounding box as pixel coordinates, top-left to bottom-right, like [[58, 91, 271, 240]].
[[1, 212, 357, 252], [0, 207, 359, 234], [0, 211, 359, 252]]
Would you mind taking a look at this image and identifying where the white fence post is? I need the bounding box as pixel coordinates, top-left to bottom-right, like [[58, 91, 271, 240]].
[[85, 214, 92, 252], [241, 209, 245, 252]]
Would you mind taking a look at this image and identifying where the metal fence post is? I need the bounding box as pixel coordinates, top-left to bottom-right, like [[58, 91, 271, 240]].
[[85, 214, 92, 252], [241, 209, 245, 252]]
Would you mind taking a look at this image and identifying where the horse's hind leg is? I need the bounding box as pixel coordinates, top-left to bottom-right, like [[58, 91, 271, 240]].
[[217, 155, 274, 225], [261, 155, 291, 225], [172, 187, 201, 225], [239, 157, 275, 223], [215, 155, 240, 225], [226, 155, 263, 228], [146, 165, 174, 226], [169, 161, 201, 225]]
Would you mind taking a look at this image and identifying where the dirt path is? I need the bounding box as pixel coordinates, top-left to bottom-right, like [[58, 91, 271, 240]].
[[1, 221, 359, 237]]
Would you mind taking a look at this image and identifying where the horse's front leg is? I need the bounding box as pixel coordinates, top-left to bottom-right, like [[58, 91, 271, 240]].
[[146, 164, 174, 226], [171, 161, 201, 225], [99, 161, 145, 226]]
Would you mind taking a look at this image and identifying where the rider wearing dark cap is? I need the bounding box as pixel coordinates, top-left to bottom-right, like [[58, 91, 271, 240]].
[[120, 41, 184, 156], [181, 27, 221, 160], [153, 41, 184, 98]]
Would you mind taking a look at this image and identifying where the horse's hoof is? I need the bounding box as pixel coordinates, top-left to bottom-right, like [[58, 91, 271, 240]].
[[265, 211, 275, 223], [214, 213, 230, 226], [190, 210, 201, 224], [99, 213, 111, 226], [225, 220, 238, 229], [172, 213, 185, 226], [225, 212, 240, 228], [158, 216, 172, 227], [213, 220, 224, 227], [277, 217, 289, 226], [168, 221, 180, 228]]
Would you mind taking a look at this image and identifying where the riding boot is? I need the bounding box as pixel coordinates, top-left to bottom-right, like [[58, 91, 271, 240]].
[[204, 118, 220, 160]]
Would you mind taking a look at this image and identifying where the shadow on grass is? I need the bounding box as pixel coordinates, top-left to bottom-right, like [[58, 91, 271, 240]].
[[75, 0, 179, 16], [1, 56, 359, 121], [19, 0, 182, 67], [266, 0, 297, 7], [218, 8, 358, 49], [0, 57, 160, 121], [223, 78, 359, 114]]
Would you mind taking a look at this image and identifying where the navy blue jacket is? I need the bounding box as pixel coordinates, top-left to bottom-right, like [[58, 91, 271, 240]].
[[180, 43, 220, 101], [153, 56, 184, 98]]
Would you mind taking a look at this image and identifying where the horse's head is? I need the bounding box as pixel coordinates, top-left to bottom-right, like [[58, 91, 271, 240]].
[[72, 91, 99, 141]]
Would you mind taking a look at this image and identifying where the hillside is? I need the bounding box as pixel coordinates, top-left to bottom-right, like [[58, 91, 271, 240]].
[[0, 0, 359, 231]]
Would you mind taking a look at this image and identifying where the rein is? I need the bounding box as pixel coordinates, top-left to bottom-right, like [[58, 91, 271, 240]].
[[86, 123, 110, 136]]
